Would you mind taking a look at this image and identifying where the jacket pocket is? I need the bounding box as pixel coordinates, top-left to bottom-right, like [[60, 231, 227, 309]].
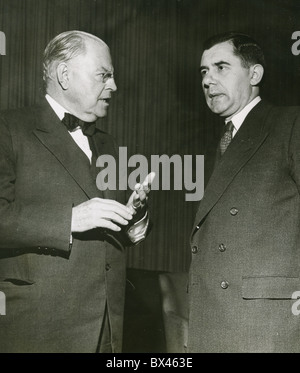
[[0, 254, 35, 284], [242, 276, 300, 299], [0, 278, 35, 286]]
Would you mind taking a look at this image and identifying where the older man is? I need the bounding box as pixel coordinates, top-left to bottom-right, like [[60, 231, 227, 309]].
[[188, 32, 300, 352], [0, 30, 152, 353]]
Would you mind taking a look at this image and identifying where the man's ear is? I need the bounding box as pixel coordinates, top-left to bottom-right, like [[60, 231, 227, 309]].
[[56, 62, 69, 90], [250, 64, 264, 86]]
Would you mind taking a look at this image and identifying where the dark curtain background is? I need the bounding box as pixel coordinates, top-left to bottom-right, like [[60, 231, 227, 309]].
[[0, 0, 300, 272]]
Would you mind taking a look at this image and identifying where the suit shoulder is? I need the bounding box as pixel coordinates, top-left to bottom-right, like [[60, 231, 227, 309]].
[[265, 105, 300, 132], [0, 105, 42, 132], [269, 105, 300, 118]]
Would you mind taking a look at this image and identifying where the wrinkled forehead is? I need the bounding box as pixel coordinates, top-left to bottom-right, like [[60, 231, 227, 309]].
[[85, 37, 110, 56], [201, 41, 237, 65], [73, 39, 113, 70]]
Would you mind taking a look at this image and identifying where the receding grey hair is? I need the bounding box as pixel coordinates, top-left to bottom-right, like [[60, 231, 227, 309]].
[[43, 30, 107, 88]]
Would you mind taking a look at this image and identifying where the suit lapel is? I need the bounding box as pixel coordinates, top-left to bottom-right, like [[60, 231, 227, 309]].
[[192, 101, 273, 233], [32, 100, 101, 199]]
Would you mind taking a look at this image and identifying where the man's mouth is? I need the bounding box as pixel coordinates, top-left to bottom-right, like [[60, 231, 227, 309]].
[[100, 98, 111, 104], [208, 92, 223, 99]]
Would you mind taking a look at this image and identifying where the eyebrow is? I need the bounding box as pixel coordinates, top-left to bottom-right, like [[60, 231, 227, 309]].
[[199, 60, 231, 71], [97, 67, 114, 73]]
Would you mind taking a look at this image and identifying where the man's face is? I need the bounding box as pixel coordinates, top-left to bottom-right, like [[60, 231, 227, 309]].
[[200, 41, 253, 118], [66, 40, 117, 122]]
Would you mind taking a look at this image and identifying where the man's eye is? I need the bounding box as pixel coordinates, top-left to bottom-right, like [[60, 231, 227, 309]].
[[97, 72, 114, 82], [200, 70, 207, 77]]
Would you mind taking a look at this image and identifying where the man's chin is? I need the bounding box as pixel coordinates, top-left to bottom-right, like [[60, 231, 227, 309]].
[[209, 105, 225, 115], [86, 109, 107, 121], [94, 104, 109, 119], [95, 110, 107, 119]]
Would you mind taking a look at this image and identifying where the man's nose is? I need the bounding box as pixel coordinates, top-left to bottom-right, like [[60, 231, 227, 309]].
[[202, 71, 216, 88], [106, 77, 117, 92]]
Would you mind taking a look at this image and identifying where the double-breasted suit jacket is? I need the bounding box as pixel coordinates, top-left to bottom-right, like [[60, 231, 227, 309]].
[[188, 101, 300, 352], [0, 99, 134, 352]]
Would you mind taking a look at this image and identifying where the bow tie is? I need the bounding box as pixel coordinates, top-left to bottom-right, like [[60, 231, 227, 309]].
[[61, 112, 96, 136]]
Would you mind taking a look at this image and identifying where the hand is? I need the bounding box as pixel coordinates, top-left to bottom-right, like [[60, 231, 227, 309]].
[[127, 172, 156, 214], [71, 197, 133, 232]]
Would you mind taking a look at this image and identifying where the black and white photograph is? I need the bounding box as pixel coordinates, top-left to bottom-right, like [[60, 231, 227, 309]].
[[0, 0, 300, 359]]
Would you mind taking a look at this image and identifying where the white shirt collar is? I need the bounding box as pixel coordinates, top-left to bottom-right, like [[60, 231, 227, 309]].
[[225, 96, 261, 135], [45, 95, 92, 162], [45, 94, 69, 121]]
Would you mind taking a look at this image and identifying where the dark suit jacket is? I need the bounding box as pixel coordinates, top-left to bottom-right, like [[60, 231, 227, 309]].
[[0, 100, 133, 352], [188, 101, 300, 352]]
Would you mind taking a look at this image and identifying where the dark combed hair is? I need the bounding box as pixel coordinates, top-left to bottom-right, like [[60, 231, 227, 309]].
[[203, 31, 266, 69]]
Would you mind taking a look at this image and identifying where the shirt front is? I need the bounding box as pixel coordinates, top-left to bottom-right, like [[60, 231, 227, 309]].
[[45, 94, 92, 163], [225, 96, 262, 138]]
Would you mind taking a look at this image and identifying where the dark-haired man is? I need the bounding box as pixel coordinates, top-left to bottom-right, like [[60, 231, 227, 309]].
[[0, 30, 153, 353], [188, 32, 300, 352]]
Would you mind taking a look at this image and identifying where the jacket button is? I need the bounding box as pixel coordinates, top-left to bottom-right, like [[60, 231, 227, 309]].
[[105, 263, 111, 271], [219, 243, 226, 252], [196, 225, 200, 230], [230, 207, 238, 216], [220, 280, 229, 289], [191, 246, 198, 254]]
